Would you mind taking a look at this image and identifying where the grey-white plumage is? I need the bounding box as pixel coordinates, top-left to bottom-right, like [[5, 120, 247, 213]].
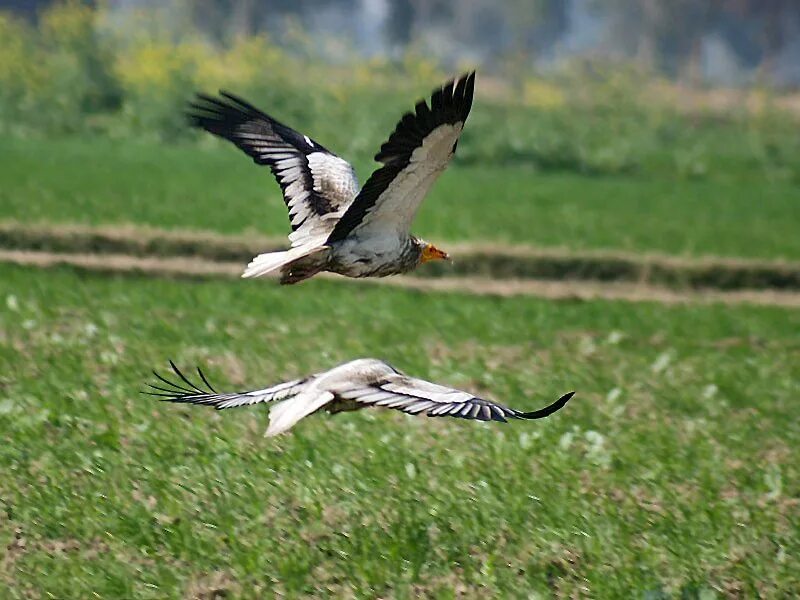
[[146, 359, 574, 437]]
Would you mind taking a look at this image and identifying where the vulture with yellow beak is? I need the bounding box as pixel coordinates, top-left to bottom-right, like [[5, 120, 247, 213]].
[[188, 72, 475, 284]]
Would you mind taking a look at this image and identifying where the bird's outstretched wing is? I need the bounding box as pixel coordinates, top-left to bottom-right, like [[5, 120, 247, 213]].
[[327, 72, 475, 243], [334, 372, 573, 423], [188, 92, 359, 248], [144, 361, 308, 410], [146, 360, 573, 427]]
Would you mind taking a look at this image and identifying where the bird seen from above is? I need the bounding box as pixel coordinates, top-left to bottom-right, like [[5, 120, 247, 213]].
[[146, 359, 574, 437], [188, 72, 475, 284]]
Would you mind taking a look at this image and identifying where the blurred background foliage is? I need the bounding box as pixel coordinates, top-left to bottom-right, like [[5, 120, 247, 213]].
[[0, 0, 798, 180]]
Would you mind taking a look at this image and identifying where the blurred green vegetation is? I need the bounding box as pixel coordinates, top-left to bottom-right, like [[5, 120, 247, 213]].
[[1, 2, 799, 181]]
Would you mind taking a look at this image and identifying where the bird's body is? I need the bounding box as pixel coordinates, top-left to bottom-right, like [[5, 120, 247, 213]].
[[147, 359, 574, 437], [188, 73, 475, 284], [274, 235, 423, 284]]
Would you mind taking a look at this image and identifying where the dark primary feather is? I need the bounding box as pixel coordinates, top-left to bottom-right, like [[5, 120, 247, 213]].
[[374, 72, 475, 165], [142, 360, 216, 399], [441, 392, 575, 423], [145, 362, 251, 409], [382, 388, 574, 423], [338, 373, 573, 424], [327, 71, 476, 243], [513, 391, 575, 419], [145, 362, 309, 410], [144, 361, 220, 404], [188, 90, 328, 158], [187, 91, 339, 228]]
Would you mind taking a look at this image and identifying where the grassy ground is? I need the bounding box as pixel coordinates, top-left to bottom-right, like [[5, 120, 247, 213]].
[[2, 137, 800, 260], [1, 264, 798, 598]]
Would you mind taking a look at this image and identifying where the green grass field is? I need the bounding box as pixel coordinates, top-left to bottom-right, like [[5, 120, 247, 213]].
[[1, 264, 798, 597], [2, 137, 800, 260], [2, 17, 799, 596]]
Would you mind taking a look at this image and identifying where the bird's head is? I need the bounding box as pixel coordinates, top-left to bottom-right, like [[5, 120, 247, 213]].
[[416, 238, 450, 264]]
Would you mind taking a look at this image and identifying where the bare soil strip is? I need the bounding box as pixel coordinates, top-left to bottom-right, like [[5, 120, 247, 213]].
[[2, 222, 799, 292], [3, 249, 799, 308]]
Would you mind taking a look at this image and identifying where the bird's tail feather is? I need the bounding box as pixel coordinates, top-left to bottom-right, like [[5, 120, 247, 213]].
[[265, 391, 334, 437], [242, 246, 327, 280]]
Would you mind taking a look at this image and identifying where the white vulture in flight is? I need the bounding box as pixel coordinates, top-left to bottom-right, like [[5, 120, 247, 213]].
[[147, 360, 574, 437], [188, 72, 476, 284]]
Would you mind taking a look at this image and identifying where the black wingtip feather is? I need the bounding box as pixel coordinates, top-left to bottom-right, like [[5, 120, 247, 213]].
[[516, 391, 575, 420], [145, 382, 186, 395], [147, 361, 219, 399], [169, 360, 205, 394], [457, 71, 476, 122], [151, 368, 195, 395], [145, 362, 232, 411], [185, 91, 260, 134], [217, 90, 263, 117], [430, 85, 445, 113], [367, 71, 477, 168], [197, 366, 218, 394]]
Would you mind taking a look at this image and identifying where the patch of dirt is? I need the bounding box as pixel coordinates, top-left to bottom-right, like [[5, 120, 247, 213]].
[[0, 249, 241, 278], [0, 221, 284, 264], [185, 570, 240, 600], [2, 221, 799, 291], [2, 249, 800, 308], [382, 275, 800, 308]]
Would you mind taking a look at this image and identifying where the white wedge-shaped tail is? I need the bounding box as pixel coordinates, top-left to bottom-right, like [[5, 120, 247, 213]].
[[264, 391, 334, 437], [241, 245, 327, 279]]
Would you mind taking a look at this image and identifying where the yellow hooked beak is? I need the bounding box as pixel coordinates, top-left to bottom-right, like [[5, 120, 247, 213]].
[[421, 244, 450, 264]]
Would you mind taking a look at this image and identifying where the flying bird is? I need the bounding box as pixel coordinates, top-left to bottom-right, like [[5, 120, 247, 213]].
[[146, 359, 574, 437], [188, 72, 475, 284]]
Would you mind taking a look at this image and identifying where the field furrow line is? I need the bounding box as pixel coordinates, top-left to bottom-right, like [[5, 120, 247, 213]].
[[2, 249, 799, 308], [2, 222, 800, 292]]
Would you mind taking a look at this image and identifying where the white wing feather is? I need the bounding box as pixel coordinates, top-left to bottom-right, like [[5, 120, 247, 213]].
[[348, 122, 463, 237]]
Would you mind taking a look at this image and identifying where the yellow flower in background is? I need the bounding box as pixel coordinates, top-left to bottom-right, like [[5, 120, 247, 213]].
[[116, 42, 180, 91], [39, 0, 95, 49], [522, 79, 565, 110], [194, 35, 287, 90], [0, 14, 34, 86]]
